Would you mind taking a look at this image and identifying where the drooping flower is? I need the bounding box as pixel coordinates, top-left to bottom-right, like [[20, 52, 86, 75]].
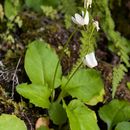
[[71, 10, 89, 26], [84, 0, 92, 9], [93, 20, 100, 31], [83, 52, 98, 68]]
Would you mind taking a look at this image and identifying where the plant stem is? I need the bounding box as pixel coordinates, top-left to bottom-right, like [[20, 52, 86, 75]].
[[51, 27, 78, 102], [64, 26, 95, 89], [82, 25, 95, 58], [64, 61, 83, 88], [56, 26, 95, 103], [56, 91, 64, 103], [87, 25, 95, 50], [88, 26, 95, 43], [56, 61, 83, 103]]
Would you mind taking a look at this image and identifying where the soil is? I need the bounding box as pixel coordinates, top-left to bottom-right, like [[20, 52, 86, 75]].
[[0, 1, 130, 130]]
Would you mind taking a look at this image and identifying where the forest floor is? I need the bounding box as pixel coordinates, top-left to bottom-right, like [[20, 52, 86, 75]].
[[0, 1, 130, 129]]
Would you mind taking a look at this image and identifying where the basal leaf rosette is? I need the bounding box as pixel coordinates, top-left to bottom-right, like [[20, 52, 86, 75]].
[[17, 40, 62, 108]]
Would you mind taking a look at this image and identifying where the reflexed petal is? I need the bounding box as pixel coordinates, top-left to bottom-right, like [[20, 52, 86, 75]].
[[71, 16, 79, 24], [93, 21, 100, 31], [86, 0, 92, 8], [82, 11, 84, 17], [83, 52, 98, 68], [75, 13, 85, 25], [72, 10, 89, 26], [84, 11, 89, 25]]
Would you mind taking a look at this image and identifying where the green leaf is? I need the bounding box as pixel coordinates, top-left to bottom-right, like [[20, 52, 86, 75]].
[[25, 0, 43, 12], [64, 14, 72, 29], [61, 0, 77, 15], [4, 0, 21, 21], [16, 83, 51, 108], [41, 5, 57, 20], [63, 99, 100, 130], [99, 99, 130, 130], [25, 40, 62, 88], [25, 41, 44, 85], [37, 126, 49, 130], [25, 0, 59, 12], [61, 0, 77, 29], [49, 102, 67, 125], [115, 122, 130, 130], [112, 64, 127, 98], [62, 69, 104, 105], [0, 114, 27, 130]]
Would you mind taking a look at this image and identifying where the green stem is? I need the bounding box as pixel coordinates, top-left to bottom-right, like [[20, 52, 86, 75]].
[[56, 25, 96, 103], [64, 61, 83, 88], [51, 28, 78, 102], [83, 25, 95, 57], [56, 91, 64, 103], [56, 61, 83, 103], [88, 26, 95, 42], [83, 25, 86, 31]]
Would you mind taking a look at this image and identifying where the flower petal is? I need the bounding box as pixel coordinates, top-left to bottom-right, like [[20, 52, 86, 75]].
[[75, 13, 85, 25], [86, 0, 92, 8], [82, 11, 84, 17], [71, 16, 79, 24], [84, 11, 89, 25], [83, 52, 98, 68], [93, 21, 100, 31]]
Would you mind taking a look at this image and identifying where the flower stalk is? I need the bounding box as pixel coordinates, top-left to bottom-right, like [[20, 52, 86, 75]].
[[51, 28, 78, 102]]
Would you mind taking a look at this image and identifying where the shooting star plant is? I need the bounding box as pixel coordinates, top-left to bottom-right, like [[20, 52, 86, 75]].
[[16, 1, 105, 129], [54, 0, 100, 100], [71, 10, 89, 26]]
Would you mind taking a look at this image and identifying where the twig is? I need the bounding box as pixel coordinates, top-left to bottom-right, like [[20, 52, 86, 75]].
[[11, 57, 21, 99], [22, 113, 34, 130]]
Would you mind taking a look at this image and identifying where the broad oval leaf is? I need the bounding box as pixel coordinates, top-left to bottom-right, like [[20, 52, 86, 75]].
[[25, 40, 62, 88], [25, 41, 45, 85], [62, 69, 104, 105], [16, 83, 51, 108], [99, 99, 130, 130], [48, 102, 67, 125], [0, 114, 27, 130], [115, 122, 130, 130], [63, 99, 100, 130]]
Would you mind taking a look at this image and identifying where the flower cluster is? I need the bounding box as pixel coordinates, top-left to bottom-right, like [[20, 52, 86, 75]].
[[71, 0, 99, 68]]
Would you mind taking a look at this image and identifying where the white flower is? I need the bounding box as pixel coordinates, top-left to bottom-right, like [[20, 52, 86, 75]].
[[84, 0, 92, 8], [71, 10, 89, 26], [93, 20, 100, 31], [83, 52, 98, 68]]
